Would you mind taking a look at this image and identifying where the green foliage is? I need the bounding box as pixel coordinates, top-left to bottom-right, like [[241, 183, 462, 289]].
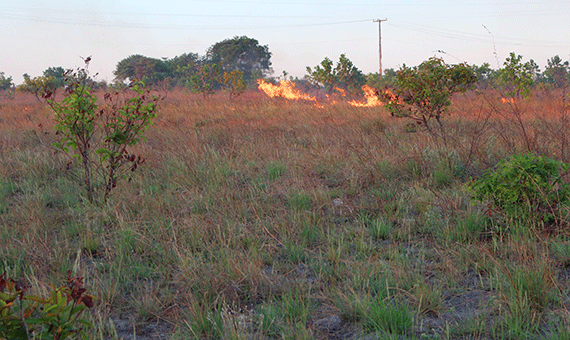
[[543, 55, 569, 89], [207, 35, 273, 85], [222, 69, 246, 99], [0, 273, 94, 340], [167, 53, 200, 87], [367, 69, 397, 89], [497, 52, 538, 99], [468, 153, 570, 228], [382, 57, 476, 133], [17, 74, 59, 102], [111, 37, 271, 87], [471, 62, 496, 89], [306, 54, 366, 94], [48, 60, 159, 203], [113, 54, 168, 84], [187, 63, 222, 97], [0, 72, 13, 91], [43, 67, 66, 88]]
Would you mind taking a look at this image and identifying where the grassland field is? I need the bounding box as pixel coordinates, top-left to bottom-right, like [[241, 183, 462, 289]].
[[1, 88, 570, 339]]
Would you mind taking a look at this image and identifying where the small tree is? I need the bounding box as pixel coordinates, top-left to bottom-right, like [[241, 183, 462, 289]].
[[382, 57, 476, 135], [223, 69, 246, 99], [306, 54, 366, 95], [43, 67, 67, 88], [207, 36, 273, 85], [0, 72, 13, 91], [187, 63, 222, 98], [35, 60, 160, 203], [335, 54, 366, 94], [471, 62, 496, 89], [496, 52, 536, 99], [17, 74, 59, 102], [306, 57, 336, 93], [543, 55, 569, 89]]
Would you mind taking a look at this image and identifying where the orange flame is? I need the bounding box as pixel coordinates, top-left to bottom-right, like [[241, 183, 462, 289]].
[[349, 85, 382, 107], [257, 80, 400, 109], [501, 97, 516, 103], [348, 85, 401, 107], [257, 79, 317, 102], [334, 87, 347, 97]]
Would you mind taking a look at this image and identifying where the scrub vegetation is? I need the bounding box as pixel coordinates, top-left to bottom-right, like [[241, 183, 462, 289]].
[[1, 53, 570, 339]]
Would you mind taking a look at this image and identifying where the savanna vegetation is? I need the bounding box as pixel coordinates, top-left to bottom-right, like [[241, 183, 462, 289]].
[[1, 46, 570, 339]]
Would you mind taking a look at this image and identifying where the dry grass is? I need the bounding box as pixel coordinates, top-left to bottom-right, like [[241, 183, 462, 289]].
[[1, 87, 570, 339]]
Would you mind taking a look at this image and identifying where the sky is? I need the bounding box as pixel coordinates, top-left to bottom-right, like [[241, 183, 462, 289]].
[[1, 0, 569, 85]]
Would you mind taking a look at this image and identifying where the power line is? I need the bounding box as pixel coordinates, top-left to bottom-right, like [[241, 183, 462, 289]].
[[4, 7, 329, 19], [0, 12, 371, 30], [387, 21, 568, 48]]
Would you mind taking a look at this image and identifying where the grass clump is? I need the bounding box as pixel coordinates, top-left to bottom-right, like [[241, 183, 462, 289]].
[[362, 297, 414, 336]]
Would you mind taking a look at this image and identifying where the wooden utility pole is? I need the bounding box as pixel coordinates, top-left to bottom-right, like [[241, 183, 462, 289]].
[[373, 19, 387, 77]]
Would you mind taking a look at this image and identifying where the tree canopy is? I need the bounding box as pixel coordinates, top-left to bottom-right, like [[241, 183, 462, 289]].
[[543, 55, 569, 89], [382, 57, 477, 134], [306, 54, 366, 94], [43, 67, 66, 88], [112, 36, 270, 89], [207, 36, 272, 84], [114, 54, 168, 83], [0, 72, 13, 91]]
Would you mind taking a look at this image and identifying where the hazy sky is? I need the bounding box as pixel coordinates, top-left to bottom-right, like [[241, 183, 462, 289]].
[[2, 0, 569, 84]]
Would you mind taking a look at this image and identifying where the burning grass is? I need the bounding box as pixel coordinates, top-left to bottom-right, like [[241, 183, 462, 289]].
[[1, 87, 570, 339]]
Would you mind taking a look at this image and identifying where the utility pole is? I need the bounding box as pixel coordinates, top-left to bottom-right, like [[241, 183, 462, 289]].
[[373, 19, 387, 77]]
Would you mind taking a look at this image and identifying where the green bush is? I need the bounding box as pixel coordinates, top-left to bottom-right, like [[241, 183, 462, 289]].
[[468, 153, 570, 229], [47, 60, 159, 203], [0, 273, 94, 340]]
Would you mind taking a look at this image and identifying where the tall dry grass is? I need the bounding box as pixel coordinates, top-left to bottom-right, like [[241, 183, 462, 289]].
[[1, 87, 569, 339]]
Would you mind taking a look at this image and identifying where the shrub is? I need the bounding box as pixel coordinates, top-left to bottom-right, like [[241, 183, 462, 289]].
[[382, 57, 476, 136], [0, 273, 94, 340], [468, 153, 570, 229], [43, 59, 160, 203]]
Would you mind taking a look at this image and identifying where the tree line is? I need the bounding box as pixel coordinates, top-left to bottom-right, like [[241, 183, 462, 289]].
[[113, 36, 271, 96], [1, 34, 569, 99], [2, 36, 273, 99]]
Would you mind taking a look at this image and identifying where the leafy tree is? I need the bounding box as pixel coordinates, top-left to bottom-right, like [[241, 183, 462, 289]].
[[335, 54, 366, 94], [223, 70, 246, 99], [43, 66, 66, 88], [306, 57, 336, 93], [543, 55, 569, 89], [42, 60, 160, 203], [187, 63, 222, 98], [382, 57, 477, 135], [497, 52, 536, 99], [165, 52, 200, 86], [207, 36, 272, 85], [471, 62, 496, 89], [0, 72, 13, 91], [382, 68, 398, 87], [367, 69, 397, 89], [166, 53, 199, 72], [114, 54, 167, 84], [17, 74, 60, 102], [306, 54, 366, 94]]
